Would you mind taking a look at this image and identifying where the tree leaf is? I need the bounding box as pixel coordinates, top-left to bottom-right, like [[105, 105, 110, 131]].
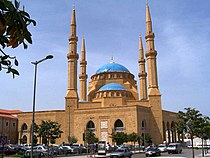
[[24, 32, 32, 44], [4, 1, 14, 11], [23, 41, 28, 49], [10, 68, 19, 75], [14, 0, 20, 9], [14, 58, 18, 66], [20, 10, 30, 18]]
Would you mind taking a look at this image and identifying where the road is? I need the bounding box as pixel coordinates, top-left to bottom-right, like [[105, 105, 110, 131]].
[[131, 148, 209, 158], [57, 148, 210, 158]]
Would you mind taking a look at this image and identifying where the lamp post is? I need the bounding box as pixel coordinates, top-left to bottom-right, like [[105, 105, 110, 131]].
[[31, 55, 53, 158]]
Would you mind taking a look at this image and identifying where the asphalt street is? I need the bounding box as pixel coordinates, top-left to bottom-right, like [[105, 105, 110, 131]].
[[54, 149, 210, 158]]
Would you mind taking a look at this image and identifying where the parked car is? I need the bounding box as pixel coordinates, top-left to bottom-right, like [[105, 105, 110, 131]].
[[71, 143, 87, 153], [167, 143, 182, 154], [0, 145, 17, 155], [110, 148, 133, 158], [158, 144, 167, 152], [19, 144, 32, 154], [51, 145, 63, 155], [59, 146, 74, 155], [145, 145, 157, 151], [145, 147, 161, 157], [25, 145, 48, 157]]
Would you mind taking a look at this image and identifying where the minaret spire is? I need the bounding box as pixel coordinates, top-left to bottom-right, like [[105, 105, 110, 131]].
[[65, 6, 79, 143], [67, 7, 79, 93], [70, 7, 76, 36], [138, 35, 147, 100], [145, 2, 159, 95], [146, 2, 152, 34], [144, 1, 163, 144], [79, 36, 88, 101]]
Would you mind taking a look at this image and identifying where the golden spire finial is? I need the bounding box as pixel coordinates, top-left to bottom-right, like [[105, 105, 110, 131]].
[[146, 0, 151, 22], [71, 5, 76, 25]]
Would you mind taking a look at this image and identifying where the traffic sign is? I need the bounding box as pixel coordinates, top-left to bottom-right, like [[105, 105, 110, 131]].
[[0, 136, 7, 144]]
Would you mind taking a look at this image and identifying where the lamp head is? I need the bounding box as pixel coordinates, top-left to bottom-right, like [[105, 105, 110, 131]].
[[46, 55, 54, 59]]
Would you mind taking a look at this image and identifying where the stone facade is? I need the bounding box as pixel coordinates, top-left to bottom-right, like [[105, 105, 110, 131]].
[[17, 3, 180, 146], [0, 109, 21, 144]]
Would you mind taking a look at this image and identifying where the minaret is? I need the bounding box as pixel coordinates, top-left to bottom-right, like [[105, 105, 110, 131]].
[[145, 2, 160, 95], [65, 7, 79, 143], [138, 35, 147, 100], [145, 2, 163, 144], [66, 7, 79, 96], [79, 37, 88, 101]]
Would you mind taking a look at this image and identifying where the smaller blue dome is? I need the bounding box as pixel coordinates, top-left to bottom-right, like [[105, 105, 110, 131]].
[[99, 83, 126, 91], [96, 62, 129, 74]]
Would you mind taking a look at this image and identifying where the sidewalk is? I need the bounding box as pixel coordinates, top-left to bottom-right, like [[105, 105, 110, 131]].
[[58, 154, 109, 158], [196, 153, 210, 157]]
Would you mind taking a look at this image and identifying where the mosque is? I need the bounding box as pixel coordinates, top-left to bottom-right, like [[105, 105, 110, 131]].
[[17, 3, 179, 145]]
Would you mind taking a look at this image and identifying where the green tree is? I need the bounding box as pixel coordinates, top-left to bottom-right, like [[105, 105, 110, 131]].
[[110, 132, 128, 145], [144, 133, 152, 146], [68, 136, 78, 144], [196, 116, 210, 157], [85, 130, 98, 144], [0, 0, 36, 77], [176, 107, 203, 158], [36, 120, 63, 145], [33, 135, 38, 145], [128, 132, 139, 146]]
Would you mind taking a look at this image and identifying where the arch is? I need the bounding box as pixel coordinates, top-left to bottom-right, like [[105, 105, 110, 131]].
[[21, 123, 28, 131], [116, 92, 119, 96], [22, 135, 27, 144], [166, 122, 171, 143], [171, 121, 176, 143], [111, 92, 114, 97], [142, 119, 146, 128], [114, 119, 124, 131], [162, 121, 166, 141], [86, 120, 95, 131]]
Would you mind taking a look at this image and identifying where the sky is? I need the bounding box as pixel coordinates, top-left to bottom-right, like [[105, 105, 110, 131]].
[[1, 0, 210, 116]]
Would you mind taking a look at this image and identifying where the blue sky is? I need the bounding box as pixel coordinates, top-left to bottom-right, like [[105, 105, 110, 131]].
[[1, 0, 210, 116]]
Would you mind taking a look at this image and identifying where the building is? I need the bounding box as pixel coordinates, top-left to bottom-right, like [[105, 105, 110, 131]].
[[0, 109, 21, 144], [18, 3, 179, 145]]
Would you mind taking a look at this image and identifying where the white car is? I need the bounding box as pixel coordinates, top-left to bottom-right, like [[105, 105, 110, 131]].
[[60, 145, 74, 155], [167, 143, 182, 154], [158, 144, 167, 152], [25, 145, 47, 157], [110, 148, 133, 158]]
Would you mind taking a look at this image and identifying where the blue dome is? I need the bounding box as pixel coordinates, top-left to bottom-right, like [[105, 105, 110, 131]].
[[99, 83, 126, 91], [96, 62, 129, 74]]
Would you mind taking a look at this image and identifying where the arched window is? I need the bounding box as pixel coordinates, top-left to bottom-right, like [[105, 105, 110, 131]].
[[114, 119, 124, 131], [22, 123, 28, 132], [111, 92, 114, 96], [142, 120, 146, 128], [116, 92, 119, 96], [86, 120, 95, 131], [22, 135, 27, 144]]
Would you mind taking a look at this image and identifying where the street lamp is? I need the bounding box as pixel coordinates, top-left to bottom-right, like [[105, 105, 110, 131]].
[[31, 55, 53, 158]]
